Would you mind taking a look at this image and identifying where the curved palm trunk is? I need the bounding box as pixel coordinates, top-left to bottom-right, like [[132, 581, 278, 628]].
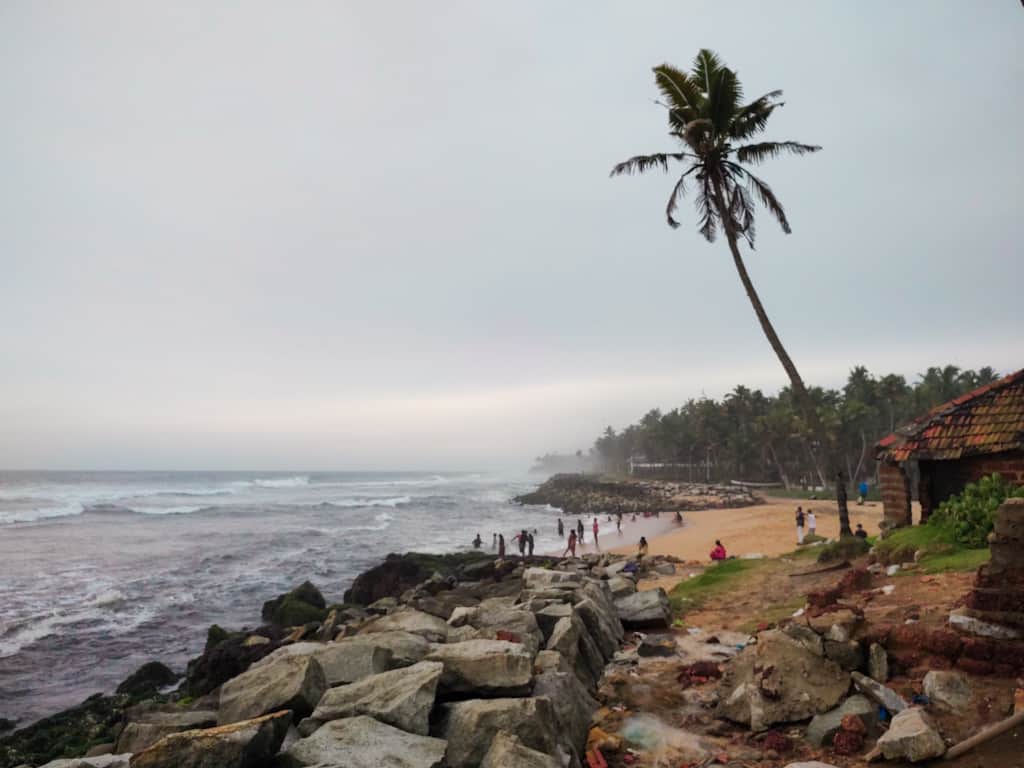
[[711, 181, 853, 537]]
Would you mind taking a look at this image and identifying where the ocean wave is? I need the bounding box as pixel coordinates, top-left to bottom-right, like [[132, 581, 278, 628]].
[[248, 475, 310, 489], [326, 495, 411, 509]]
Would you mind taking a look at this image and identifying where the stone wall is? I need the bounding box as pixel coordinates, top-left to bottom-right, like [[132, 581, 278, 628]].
[[965, 497, 1024, 627], [879, 461, 912, 530]]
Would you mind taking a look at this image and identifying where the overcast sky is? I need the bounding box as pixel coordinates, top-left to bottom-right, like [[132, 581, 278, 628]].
[[2, 1, 1022, 470]]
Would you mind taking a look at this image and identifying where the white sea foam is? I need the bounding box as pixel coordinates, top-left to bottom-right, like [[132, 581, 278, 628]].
[[250, 475, 310, 488]]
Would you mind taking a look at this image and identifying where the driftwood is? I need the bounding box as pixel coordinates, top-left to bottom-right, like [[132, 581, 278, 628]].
[[788, 560, 851, 578], [943, 710, 1024, 760]]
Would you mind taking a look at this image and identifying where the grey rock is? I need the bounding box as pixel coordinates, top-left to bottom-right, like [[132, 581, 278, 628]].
[[546, 614, 604, 690], [468, 607, 543, 656], [533, 670, 598, 755], [824, 639, 864, 671], [614, 589, 672, 629], [783, 623, 824, 656], [716, 630, 850, 731], [638, 636, 677, 657], [923, 670, 971, 712], [447, 606, 478, 627], [312, 660, 442, 735], [868, 642, 889, 682], [805, 695, 876, 747], [250, 640, 394, 687], [876, 707, 946, 762], [534, 603, 573, 641], [130, 711, 291, 768], [439, 697, 558, 768], [653, 562, 677, 575], [607, 576, 636, 599], [851, 670, 908, 713], [360, 607, 450, 643], [36, 757, 131, 768], [948, 608, 1023, 639], [425, 639, 534, 697], [574, 596, 622, 661], [217, 652, 326, 725], [534, 649, 570, 674], [282, 715, 447, 768], [480, 731, 560, 768], [346, 631, 431, 669], [115, 710, 217, 753], [523, 568, 581, 588]]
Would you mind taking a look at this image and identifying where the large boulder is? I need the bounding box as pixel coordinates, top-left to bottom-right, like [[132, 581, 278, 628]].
[[281, 715, 447, 768], [425, 640, 534, 697], [36, 758, 131, 768], [534, 603, 573, 640], [851, 671, 908, 713], [614, 589, 672, 629], [467, 608, 544, 656], [115, 710, 217, 754], [480, 731, 560, 768], [344, 552, 493, 605], [261, 581, 328, 627], [439, 697, 559, 768], [311, 661, 442, 735], [350, 630, 431, 667], [129, 711, 291, 768], [922, 670, 971, 712], [875, 708, 946, 762], [183, 624, 287, 697], [359, 608, 450, 643], [573, 597, 622, 661], [716, 630, 850, 731], [523, 568, 582, 589], [805, 695, 876, 747], [115, 662, 180, 698], [217, 652, 326, 725], [532, 670, 598, 756], [254, 640, 394, 686], [546, 613, 605, 690]]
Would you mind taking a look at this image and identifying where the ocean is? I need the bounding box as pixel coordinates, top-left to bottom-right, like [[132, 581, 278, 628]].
[[0, 470, 562, 726]]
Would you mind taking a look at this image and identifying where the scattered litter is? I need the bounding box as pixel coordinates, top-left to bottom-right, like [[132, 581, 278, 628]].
[[619, 714, 707, 764], [741, 553, 764, 559], [881, 585, 895, 595], [792, 607, 805, 618], [686, 627, 704, 636], [886, 565, 901, 576]]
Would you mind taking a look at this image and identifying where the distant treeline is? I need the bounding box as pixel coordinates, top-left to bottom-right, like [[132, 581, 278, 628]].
[[539, 365, 1002, 489]]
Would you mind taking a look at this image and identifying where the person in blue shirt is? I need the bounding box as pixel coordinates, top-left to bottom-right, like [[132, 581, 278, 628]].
[[858, 480, 869, 505]]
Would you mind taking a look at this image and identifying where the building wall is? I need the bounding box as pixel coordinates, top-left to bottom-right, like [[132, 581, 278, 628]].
[[880, 461, 913, 529]]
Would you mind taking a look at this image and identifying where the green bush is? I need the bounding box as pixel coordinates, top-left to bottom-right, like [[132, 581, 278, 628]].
[[928, 473, 1024, 548]]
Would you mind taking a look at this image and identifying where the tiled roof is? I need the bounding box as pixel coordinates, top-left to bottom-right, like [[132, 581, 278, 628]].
[[876, 368, 1024, 462]]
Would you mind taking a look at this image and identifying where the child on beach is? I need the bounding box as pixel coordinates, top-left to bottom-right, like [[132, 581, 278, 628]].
[[795, 506, 805, 544], [563, 529, 577, 557], [592, 518, 600, 550], [637, 536, 649, 561], [806, 509, 817, 538]]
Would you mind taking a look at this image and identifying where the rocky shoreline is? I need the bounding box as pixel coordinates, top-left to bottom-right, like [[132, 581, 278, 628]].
[[0, 550, 674, 768], [513, 473, 758, 518]]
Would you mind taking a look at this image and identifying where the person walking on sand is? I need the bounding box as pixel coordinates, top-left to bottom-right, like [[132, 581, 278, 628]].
[[709, 539, 727, 561], [795, 506, 805, 545], [563, 529, 577, 558], [498, 534, 505, 558], [592, 518, 600, 550], [806, 509, 817, 539], [557, 518, 564, 537], [527, 532, 535, 557], [577, 518, 585, 544]]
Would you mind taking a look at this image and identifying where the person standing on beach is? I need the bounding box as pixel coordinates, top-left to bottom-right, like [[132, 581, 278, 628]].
[[527, 532, 535, 557], [858, 481, 869, 505], [498, 534, 505, 558], [577, 518, 584, 544], [616, 513, 622, 534], [492, 533, 497, 550], [806, 509, 817, 539], [592, 518, 600, 550], [563, 529, 577, 557], [557, 518, 564, 537], [637, 536, 649, 561], [795, 506, 805, 544], [516, 529, 528, 557]]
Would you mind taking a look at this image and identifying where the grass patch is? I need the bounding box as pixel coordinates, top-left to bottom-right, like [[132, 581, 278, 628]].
[[875, 523, 990, 574], [668, 559, 761, 615]]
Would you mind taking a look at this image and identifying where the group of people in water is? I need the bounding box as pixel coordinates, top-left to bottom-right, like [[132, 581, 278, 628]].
[[472, 529, 538, 558]]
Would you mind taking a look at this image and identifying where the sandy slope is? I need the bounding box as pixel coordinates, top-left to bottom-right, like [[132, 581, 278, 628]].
[[608, 496, 891, 562]]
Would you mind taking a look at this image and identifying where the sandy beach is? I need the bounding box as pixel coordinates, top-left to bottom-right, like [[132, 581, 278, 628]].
[[607, 496, 891, 562]]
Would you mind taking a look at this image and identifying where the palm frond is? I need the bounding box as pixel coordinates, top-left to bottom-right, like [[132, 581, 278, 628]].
[[652, 64, 704, 129], [609, 152, 686, 177], [665, 166, 699, 228], [706, 64, 743, 137], [730, 184, 757, 247], [740, 166, 791, 233], [695, 173, 717, 242], [691, 49, 724, 96], [728, 91, 783, 140], [736, 141, 821, 165]]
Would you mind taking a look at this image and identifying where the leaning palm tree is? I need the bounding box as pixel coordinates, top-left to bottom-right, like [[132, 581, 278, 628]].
[[612, 49, 853, 537]]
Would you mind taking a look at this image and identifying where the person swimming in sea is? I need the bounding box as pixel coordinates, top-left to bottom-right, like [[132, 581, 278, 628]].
[[472, 533, 482, 549]]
